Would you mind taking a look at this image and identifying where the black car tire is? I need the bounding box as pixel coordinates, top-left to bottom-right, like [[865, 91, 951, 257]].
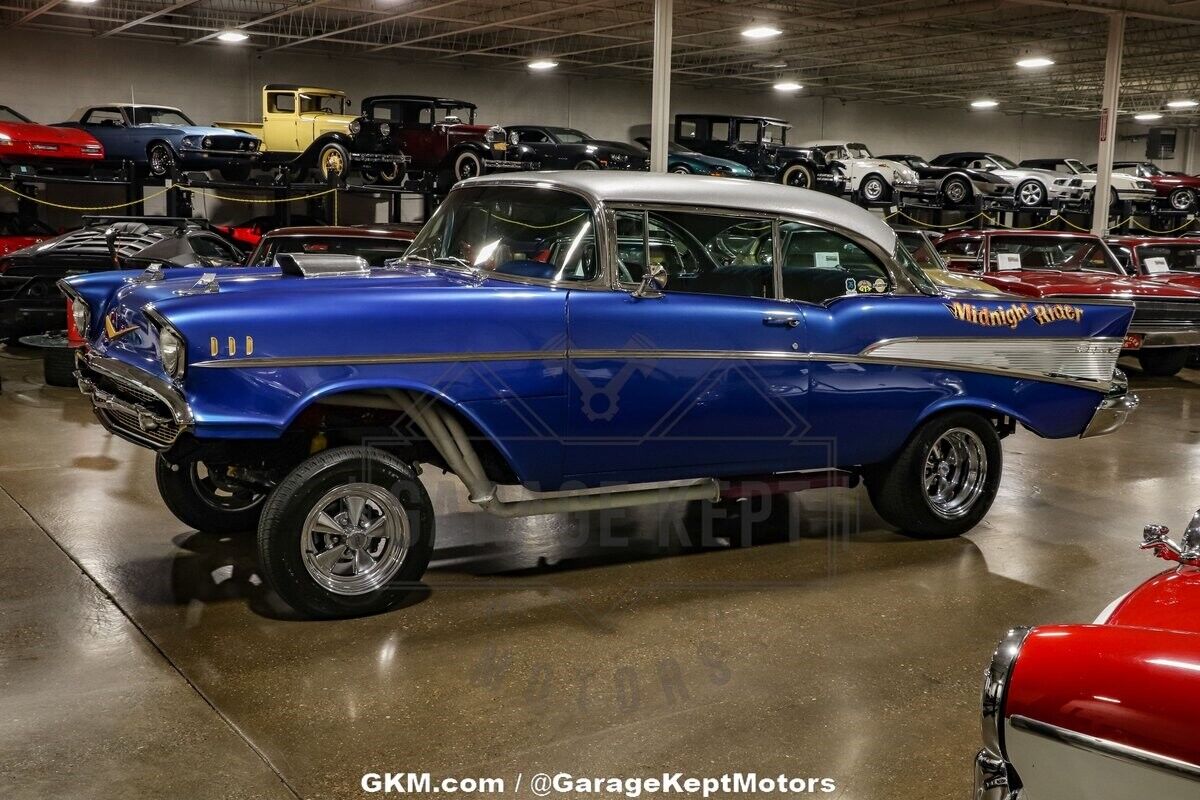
[[1016, 180, 1046, 208], [1137, 347, 1189, 377], [671, 165, 691, 174], [859, 174, 889, 203], [863, 411, 1002, 539], [453, 150, 484, 182], [361, 167, 380, 184], [780, 163, 814, 189], [317, 143, 351, 180], [942, 177, 972, 206], [1169, 188, 1195, 211], [42, 346, 76, 387], [379, 159, 404, 185], [575, 160, 600, 170], [147, 142, 176, 178], [219, 164, 251, 182], [257, 446, 435, 619], [155, 454, 267, 535]]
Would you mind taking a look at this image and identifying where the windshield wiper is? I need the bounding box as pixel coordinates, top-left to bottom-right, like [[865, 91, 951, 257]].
[[432, 255, 471, 268]]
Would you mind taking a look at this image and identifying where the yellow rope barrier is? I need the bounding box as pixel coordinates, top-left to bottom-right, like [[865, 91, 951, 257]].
[[886, 210, 989, 229], [0, 181, 175, 211], [1131, 215, 1199, 234], [188, 186, 339, 204]]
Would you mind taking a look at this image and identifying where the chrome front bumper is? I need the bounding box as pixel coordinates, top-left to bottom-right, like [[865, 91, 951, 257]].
[[1126, 326, 1200, 348], [75, 351, 193, 451], [1081, 390, 1139, 438], [974, 750, 1019, 800]]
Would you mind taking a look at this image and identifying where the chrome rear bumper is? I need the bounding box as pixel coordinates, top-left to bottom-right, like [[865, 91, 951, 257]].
[[1082, 391, 1139, 438]]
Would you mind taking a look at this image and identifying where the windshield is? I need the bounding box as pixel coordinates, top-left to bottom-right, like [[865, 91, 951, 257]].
[[300, 93, 349, 115], [1141, 162, 1165, 177], [404, 186, 597, 282], [989, 155, 1017, 169], [1063, 159, 1088, 174], [893, 242, 939, 294], [133, 107, 195, 126], [846, 143, 872, 158], [1135, 243, 1200, 275], [989, 235, 1124, 274], [546, 127, 590, 144], [249, 235, 411, 267], [0, 105, 30, 123]]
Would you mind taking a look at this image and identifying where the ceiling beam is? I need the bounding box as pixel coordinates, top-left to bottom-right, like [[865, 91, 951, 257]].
[[13, 0, 64, 26], [99, 0, 201, 38]]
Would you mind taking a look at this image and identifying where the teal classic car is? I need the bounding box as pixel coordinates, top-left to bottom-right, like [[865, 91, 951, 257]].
[[635, 137, 754, 178]]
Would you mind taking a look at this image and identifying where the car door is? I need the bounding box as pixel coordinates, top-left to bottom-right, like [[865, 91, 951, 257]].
[[512, 127, 561, 168], [264, 90, 300, 153], [564, 207, 814, 483], [80, 107, 133, 160]]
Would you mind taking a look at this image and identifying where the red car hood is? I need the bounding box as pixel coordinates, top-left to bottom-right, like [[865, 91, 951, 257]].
[[0, 120, 99, 147], [982, 270, 1200, 299], [1151, 173, 1200, 189]]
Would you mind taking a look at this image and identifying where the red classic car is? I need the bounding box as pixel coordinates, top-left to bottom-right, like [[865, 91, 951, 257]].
[[0, 104, 103, 170], [244, 224, 419, 266], [212, 214, 327, 250], [975, 512, 1200, 800], [1106, 160, 1200, 211], [936, 229, 1200, 375]]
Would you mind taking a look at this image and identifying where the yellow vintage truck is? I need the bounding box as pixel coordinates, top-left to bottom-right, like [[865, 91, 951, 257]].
[[217, 84, 406, 183]]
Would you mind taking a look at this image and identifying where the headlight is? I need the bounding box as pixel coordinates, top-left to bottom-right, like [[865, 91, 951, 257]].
[[484, 125, 506, 144], [158, 324, 186, 379], [379, 122, 391, 137], [70, 297, 90, 338], [0, 132, 11, 146], [202, 137, 212, 150], [181, 135, 198, 148], [509, 131, 520, 145], [980, 627, 1030, 758], [349, 118, 362, 135], [609, 152, 628, 162]]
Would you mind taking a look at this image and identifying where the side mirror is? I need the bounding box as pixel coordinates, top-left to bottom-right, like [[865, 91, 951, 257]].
[[633, 263, 668, 299]]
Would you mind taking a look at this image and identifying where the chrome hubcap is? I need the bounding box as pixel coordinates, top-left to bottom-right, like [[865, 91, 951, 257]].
[[864, 179, 883, 200], [1173, 190, 1193, 210], [300, 483, 410, 596], [922, 428, 988, 519], [946, 182, 966, 202]]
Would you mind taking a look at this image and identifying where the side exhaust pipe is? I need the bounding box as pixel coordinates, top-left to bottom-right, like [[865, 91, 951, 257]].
[[320, 391, 722, 518]]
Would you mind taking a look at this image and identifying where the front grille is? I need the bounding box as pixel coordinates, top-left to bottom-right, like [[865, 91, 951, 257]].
[[1129, 299, 1200, 325], [82, 368, 185, 449], [204, 135, 253, 151]]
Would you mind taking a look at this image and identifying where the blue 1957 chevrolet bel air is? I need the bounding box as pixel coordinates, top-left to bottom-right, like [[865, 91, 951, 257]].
[[62, 172, 1138, 618]]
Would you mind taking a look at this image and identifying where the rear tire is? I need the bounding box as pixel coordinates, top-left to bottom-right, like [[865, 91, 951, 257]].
[[864, 411, 1002, 538], [257, 446, 434, 619], [1137, 347, 1189, 377], [780, 163, 814, 189], [155, 454, 267, 535]]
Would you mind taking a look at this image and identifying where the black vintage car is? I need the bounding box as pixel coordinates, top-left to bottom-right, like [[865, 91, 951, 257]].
[[505, 126, 649, 171], [879, 153, 1015, 208], [673, 113, 844, 194], [0, 216, 241, 341]]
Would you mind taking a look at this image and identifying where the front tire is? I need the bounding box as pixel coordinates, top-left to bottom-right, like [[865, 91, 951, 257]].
[[575, 159, 600, 170], [1137, 347, 1188, 377], [1170, 188, 1195, 211], [780, 163, 814, 189], [670, 165, 691, 174], [864, 411, 1002, 538], [317, 143, 350, 180], [1016, 180, 1046, 208], [859, 174, 889, 203], [155, 454, 266, 534], [452, 150, 484, 182], [257, 446, 434, 619], [147, 142, 176, 178], [942, 177, 972, 206]]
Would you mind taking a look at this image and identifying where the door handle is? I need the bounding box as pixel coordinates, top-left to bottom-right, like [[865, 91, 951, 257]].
[[763, 314, 800, 328]]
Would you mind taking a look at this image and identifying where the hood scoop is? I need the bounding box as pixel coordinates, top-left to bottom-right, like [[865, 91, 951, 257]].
[[278, 253, 370, 278]]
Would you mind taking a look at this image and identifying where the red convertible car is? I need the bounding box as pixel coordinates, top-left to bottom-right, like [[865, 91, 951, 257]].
[[1108, 160, 1200, 211], [936, 229, 1200, 375], [975, 511, 1200, 800], [0, 104, 103, 170]]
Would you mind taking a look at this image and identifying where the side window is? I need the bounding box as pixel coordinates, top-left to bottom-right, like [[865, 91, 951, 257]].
[[780, 221, 890, 304], [191, 235, 240, 262], [614, 209, 774, 299], [267, 93, 295, 114], [516, 129, 547, 144], [677, 119, 699, 141], [737, 122, 759, 143], [711, 121, 730, 142], [83, 108, 124, 126]]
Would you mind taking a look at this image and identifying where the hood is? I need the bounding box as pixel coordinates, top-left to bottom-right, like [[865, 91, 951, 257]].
[[982, 270, 1200, 298], [997, 166, 1065, 183], [165, 125, 257, 139], [0, 120, 100, 146], [854, 157, 918, 181], [297, 112, 358, 126], [677, 152, 754, 176], [1106, 566, 1200, 635], [1152, 173, 1200, 188]]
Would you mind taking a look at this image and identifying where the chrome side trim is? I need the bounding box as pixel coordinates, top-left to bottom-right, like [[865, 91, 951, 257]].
[[192, 349, 562, 369], [861, 336, 1123, 384], [1008, 715, 1200, 783]]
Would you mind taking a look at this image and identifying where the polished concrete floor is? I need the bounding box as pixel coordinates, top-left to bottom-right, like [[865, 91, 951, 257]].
[[2, 344, 1197, 800]]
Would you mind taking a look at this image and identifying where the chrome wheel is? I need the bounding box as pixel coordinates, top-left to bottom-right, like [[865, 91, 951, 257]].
[[1171, 188, 1195, 211], [944, 178, 969, 205], [148, 144, 175, 177], [1017, 181, 1044, 207], [922, 427, 988, 519], [300, 483, 410, 596], [862, 177, 885, 201]]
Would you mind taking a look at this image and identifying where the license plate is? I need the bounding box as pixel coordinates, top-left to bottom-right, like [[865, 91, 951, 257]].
[[493, 142, 507, 152], [1123, 333, 1143, 350]]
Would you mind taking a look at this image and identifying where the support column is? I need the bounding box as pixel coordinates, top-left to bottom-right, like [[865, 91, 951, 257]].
[[1091, 12, 1124, 236], [649, 0, 672, 173]]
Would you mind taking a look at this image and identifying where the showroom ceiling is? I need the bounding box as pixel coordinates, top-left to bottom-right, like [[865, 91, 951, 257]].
[[7, 0, 1200, 120]]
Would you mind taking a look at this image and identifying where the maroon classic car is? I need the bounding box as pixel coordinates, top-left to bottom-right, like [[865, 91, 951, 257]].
[[0, 104, 103, 170], [1107, 161, 1200, 211], [974, 511, 1200, 800], [360, 95, 534, 192], [936, 229, 1200, 376]]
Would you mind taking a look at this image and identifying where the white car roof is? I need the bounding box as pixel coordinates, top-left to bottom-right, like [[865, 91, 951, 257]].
[[459, 171, 898, 254]]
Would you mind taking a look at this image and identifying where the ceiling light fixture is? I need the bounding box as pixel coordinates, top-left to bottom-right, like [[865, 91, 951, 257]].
[[1015, 56, 1055, 68], [67, 0, 98, 4], [970, 99, 999, 109], [528, 60, 559, 71], [216, 30, 249, 42], [773, 81, 802, 92], [1134, 112, 1163, 121], [1167, 99, 1198, 108], [742, 26, 782, 39]]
